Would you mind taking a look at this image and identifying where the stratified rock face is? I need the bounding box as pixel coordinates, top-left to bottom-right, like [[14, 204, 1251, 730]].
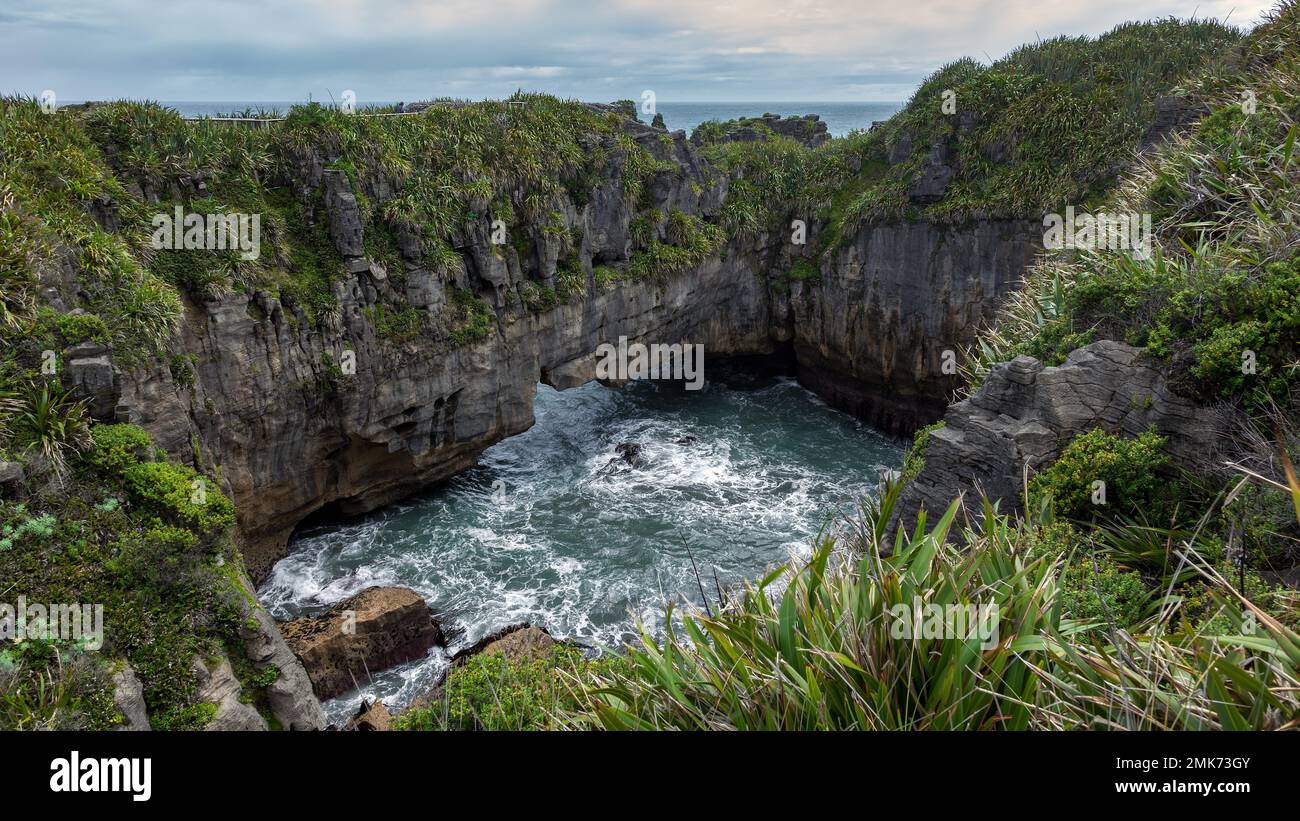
[[893, 341, 1220, 531], [242, 604, 327, 730], [103, 122, 1040, 581], [791, 218, 1044, 434], [195, 655, 268, 731], [280, 587, 445, 700], [63, 341, 117, 420]]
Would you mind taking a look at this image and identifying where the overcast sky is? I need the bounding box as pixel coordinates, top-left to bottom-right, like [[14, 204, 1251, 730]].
[[1, 0, 1276, 103]]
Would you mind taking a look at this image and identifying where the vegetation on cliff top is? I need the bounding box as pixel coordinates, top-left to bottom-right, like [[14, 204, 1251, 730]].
[[965, 2, 1300, 411], [0, 91, 688, 358], [701, 17, 1240, 257]]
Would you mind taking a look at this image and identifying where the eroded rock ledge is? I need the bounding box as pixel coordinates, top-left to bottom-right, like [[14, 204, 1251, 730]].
[[893, 341, 1222, 531]]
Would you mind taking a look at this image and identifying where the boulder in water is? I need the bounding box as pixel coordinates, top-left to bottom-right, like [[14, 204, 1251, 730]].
[[279, 586, 445, 700], [613, 441, 647, 468], [345, 698, 392, 731]]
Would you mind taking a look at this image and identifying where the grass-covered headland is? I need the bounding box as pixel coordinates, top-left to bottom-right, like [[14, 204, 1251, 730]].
[[2, 0, 1298, 730], [400, 4, 1300, 731]]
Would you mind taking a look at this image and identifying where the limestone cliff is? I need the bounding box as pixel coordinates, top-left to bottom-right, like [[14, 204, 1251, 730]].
[[100, 116, 1037, 580]]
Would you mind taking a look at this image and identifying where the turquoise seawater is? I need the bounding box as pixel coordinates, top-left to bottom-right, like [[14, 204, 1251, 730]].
[[258, 369, 903, 720]]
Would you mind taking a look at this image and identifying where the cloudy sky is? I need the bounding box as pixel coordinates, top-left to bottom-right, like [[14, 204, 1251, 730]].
[[1, 0, 1276, 103]]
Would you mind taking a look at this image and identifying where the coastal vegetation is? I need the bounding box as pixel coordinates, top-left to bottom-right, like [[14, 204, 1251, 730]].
[[391, 4, 1300, 732], [701, 17, 1241, 254], [1, 1, 1298, 731]]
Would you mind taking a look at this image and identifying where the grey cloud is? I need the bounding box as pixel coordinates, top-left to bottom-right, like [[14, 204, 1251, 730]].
[[0, 0, 1271, 102]]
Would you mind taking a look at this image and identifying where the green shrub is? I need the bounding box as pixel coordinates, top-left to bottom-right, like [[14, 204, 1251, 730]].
[[109, 523, 204, 587], [900, 420, 945, 484], [1058, 552, 1149, 629], [396, 645, 624, 731], [447, 288, 495, 347], [87, 423, 153, 475], [121, 460, 236, 537], [787, 259, 821, 282], [366, 304, 424, 341], [0, 644, 122, 730], [150, 700, 218, 732], [1031, 428, 1170, 521]]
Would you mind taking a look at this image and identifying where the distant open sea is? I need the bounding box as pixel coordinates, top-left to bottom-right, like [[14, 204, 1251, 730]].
[[139, 101, 904, 138]]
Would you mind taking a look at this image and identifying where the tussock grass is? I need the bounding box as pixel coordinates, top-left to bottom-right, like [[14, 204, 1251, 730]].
[[963, 1, 1300, 407], [699, 16, 1240, 259], [561, 477, 1300, 730]]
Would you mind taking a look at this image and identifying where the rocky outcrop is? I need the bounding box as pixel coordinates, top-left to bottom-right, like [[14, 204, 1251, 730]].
[[1143, 96, 1212, 148], [99, 114, 1042, 581], [111, 665, 150, 731], [242, 603, 327, 730], [344, 698, 392, 731], [63, 341, 117, 420], [280, 586, 445, 700], [195, 655, 268, 731], [691, 114, 831, 149], [0, 462, 23, 497], [893, 341, 1221, 531], [480, 625, 556, 664]]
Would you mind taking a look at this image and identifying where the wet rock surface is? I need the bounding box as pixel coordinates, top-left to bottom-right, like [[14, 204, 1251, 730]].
[[280, 586, 445, 700]]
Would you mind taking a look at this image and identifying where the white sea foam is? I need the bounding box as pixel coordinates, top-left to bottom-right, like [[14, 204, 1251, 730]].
[[259, 375, 902, 721]]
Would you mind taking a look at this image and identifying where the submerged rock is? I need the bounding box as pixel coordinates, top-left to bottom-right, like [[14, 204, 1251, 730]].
[[280, 586, 446, 700], [613, 441, 647, 468]]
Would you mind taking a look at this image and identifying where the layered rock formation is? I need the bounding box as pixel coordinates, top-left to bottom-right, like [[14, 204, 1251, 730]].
[[789, 218, 1043, 433], [74, 111, 1045, 582], [280, 586, 445, 700], [893, 341, 1222, 531]]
